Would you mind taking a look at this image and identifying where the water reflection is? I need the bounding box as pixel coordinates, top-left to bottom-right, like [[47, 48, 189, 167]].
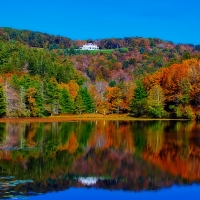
[[28, 185, 200, 200], [0, 121, 200, 198]]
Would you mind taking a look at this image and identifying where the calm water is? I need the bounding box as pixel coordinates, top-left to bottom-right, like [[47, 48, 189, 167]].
[[0, 120, 200, 199]]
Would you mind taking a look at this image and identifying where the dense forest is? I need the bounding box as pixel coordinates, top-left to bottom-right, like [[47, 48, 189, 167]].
[[0, 27, 200, 119]]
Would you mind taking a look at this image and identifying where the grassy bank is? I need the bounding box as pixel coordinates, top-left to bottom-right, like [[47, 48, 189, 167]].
[[0, 114, 190, 123]]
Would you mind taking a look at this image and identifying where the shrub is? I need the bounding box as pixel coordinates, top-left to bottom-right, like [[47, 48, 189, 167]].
[[175, 105, 194, 119]]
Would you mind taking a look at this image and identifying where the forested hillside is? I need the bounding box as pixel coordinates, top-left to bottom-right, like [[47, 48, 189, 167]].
[[0, 27, 73, 49], [0, 27, 200, 119]]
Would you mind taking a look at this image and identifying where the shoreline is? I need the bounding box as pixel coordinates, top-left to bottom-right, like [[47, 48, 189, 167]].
[[0, 114, 191, 123]]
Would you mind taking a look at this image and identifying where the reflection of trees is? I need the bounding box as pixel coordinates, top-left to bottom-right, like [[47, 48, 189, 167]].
[[3, 123, 25, 149], [58, 122, 95, 152], [89, 121, 134, 152], [0, 147, 177, 193], [0, 123, 6, 144], [72, 148, 177, 191], [146, 121, 165, 152], [1, 121, 200, 195], [131, 122, 147, 155], [0, 121, 95, 164], [25, 123, 38, 147], [34, 123, 44, 150], [75, 121, 94, 147], [142, 121, 200, 181], [59, 122, 74, 145]]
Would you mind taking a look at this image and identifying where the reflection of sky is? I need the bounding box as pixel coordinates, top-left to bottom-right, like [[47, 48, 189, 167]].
[[27, 185, 200, 200]]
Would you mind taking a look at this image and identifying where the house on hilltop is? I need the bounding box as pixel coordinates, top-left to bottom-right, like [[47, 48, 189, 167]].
[[79, 43, 99, 50]]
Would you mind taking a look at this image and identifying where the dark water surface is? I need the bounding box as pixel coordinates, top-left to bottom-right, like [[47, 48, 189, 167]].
[[0, 120, 200, 199]]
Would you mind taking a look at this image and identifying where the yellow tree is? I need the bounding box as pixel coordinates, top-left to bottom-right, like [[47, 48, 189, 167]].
[[89, 84, 110, 114], [26, 87, 39, 117], [96, 99, 109, 115], [147, 85, 166, 118], [66, 80, 79, 100], [120, 82, 135, 112]]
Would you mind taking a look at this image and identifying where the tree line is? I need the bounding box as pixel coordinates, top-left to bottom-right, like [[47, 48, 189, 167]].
[[0, 58, 200, 119], [0, 75, 94, 117]]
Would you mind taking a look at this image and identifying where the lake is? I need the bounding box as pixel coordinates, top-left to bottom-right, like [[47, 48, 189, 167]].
[[0, 120, 200, 199]]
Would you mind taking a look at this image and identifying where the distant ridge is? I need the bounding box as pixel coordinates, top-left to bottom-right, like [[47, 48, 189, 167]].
[[0, 27, 200, 51], [0, 27, 73, 49]]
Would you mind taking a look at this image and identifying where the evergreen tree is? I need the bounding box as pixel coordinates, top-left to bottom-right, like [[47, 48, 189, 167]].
[[131, 80, 147, 117], [0, 86, 6, 117], [59, 88, 74, 114], [74, 92, 85, 114], [35, 85, 44, 117], [79, 87, 94, 113], [43, 77, 59, 115]]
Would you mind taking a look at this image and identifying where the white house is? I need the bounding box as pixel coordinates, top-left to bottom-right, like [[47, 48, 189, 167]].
[[79, 43, 99, 50]]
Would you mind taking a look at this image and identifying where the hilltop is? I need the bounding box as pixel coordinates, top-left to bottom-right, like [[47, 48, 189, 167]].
[[1, 27, 200, 50]]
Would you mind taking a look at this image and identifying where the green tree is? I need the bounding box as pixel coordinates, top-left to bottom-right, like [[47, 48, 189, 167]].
[[79, 87, 94, 113], [182, 51, 191, 60], [178, 78, 191, 106], [74, 92, 85, 114], [109, 80, 116, 87], [35, 84, 44, 117], [59, 88, 74, 114], [131, 80, 147, 117], [170, 78, 194, 119], [43, 77, 59, 115]]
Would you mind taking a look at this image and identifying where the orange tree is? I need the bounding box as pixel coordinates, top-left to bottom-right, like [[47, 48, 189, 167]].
[[105, 86, 122, 113]]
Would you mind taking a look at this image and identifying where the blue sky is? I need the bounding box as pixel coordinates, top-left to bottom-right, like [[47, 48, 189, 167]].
[[1, 0, 200, 44]]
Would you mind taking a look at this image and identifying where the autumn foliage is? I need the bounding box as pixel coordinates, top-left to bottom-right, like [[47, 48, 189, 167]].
[[142, 58, 200, 118], [0, 28, 200, 119]]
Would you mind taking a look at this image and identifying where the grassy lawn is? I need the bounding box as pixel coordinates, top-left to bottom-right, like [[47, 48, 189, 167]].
[[77, 49, 114, 54], [54, 48, 129, 55], [77, 48, 129, 54]]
